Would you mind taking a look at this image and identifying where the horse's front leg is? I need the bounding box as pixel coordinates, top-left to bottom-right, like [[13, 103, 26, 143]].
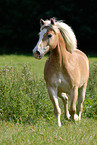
[[47, 85, 61, 127]]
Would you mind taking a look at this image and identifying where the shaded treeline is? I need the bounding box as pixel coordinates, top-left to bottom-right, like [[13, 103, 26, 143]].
[[0, 0, 97, 54]]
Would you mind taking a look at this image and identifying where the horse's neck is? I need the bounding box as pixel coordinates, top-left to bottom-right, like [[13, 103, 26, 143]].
[[50, 33, 68, 68]]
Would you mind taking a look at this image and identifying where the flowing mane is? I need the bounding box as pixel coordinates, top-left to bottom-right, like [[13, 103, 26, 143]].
[[41, 19, 77, 53]]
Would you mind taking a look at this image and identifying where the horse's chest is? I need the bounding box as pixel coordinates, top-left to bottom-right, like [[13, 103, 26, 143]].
[[51, 73, 70, 93]]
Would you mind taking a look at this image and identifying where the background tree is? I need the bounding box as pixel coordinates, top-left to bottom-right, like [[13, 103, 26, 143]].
[[0, 0, 97, 54]]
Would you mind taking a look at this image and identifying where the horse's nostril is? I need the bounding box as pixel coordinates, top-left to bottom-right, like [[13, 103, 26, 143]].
[[36, 51, 40, 55]]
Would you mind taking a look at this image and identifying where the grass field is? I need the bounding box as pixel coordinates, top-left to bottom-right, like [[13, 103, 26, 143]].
[[0, 55, 97, 145]]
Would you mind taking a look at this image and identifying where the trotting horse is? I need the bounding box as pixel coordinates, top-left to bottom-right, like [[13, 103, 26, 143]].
[[33, 18, 89, 126]]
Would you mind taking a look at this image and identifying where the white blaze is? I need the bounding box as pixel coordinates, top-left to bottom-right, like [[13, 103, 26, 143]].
[[33, 29, 47, 53]]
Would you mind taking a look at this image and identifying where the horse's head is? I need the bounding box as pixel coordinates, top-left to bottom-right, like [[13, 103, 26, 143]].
[[33, 18, 59, 59]]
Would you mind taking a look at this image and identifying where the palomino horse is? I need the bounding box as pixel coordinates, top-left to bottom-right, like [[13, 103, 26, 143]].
[[33, 18, 89, 126]]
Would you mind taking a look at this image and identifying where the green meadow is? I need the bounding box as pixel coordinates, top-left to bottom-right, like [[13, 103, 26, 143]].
[[0, 55, 97, 145]]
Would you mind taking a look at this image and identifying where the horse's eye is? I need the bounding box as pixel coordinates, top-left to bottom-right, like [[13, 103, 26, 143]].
[[48, 34, 52, 39]]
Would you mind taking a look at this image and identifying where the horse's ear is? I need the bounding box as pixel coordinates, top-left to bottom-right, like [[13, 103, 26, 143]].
[[40, 19, 45, 26], [50, 18, 55, 25]]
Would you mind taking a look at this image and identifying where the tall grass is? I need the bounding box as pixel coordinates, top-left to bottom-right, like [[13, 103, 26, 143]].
[[0, 118, 97, 145], [0, 64, 53, 123], [0, 56, 97, 124], [0, 55, 97, 145], [83, 60, 97, 118]]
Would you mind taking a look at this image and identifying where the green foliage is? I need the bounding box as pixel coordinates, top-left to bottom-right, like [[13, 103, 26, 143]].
[[0, 119, 97, 145], [0, 56, 97, 124], [0, 64, 53, 123], [0, 55, 97, 145], [83, 60, 97, 119]]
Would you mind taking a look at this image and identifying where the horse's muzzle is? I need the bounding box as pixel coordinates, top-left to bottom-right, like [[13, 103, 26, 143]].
[[33, 50, 42, 59]]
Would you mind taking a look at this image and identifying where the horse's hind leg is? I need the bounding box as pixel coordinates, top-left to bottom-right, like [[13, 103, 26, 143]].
[[60, 93, 70, 120], [69, 86, 79, 121], [47, 85, 61, 127], [77, 83, 87, 120]]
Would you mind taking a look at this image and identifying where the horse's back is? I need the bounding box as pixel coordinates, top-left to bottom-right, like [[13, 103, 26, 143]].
[[61, 49, 89, 87], [75, 49, 89, 64], [74, 49, 89, 71], [74, 49, 89, 85]]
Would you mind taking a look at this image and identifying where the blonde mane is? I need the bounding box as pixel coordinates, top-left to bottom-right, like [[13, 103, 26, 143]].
[[41, 19, 77, 53]]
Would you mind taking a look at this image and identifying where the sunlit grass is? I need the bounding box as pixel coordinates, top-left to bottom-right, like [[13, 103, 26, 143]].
[[0, 55, 97, 144], [0, 118, 97, 145], [0, 55, 48, 78]]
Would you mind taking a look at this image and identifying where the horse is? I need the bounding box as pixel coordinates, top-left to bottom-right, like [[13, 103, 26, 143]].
[[33, 18, 89, 126]]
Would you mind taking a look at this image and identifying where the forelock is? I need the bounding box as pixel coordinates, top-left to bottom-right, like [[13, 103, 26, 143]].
[[40, 22, 59, 34]]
